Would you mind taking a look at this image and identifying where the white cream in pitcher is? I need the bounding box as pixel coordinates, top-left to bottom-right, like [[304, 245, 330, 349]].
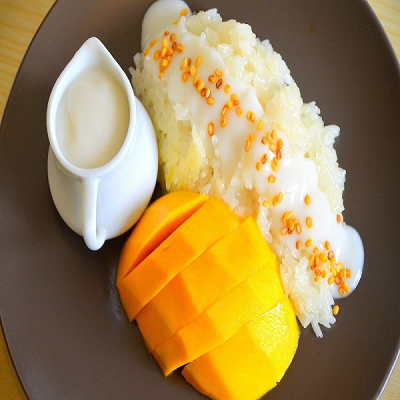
[[56, 66, 129, 169]]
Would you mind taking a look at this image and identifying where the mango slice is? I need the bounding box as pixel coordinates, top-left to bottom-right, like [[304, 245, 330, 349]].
[[117, 191, 208, 314], [137, 216, 275, 352], [119, 197, 241, 321], [117, 190, 208, 283], [182, 298, 299, 400], [152, 257, 285, 376]]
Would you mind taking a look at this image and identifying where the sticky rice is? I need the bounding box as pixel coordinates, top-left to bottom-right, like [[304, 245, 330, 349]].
[[131, 9, 347, 337]]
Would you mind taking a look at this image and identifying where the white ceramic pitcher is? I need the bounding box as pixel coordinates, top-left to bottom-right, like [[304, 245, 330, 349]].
[[47, 37, 158, 250]]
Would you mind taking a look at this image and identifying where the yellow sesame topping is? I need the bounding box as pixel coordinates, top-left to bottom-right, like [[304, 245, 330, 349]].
[[180, 57, 188, 70], [305, 194, 311, 205], [268, 175, 276, 184], [271, 157, 279, 172], [195, 56, 202, 67], [346, 269, 352, 279], [261, 153, 268, 164], [332, 305, 339, 316], [196, 79, 205, 92], [305, 238, 312, 248], [319, 252, 328, 262], [180, 8, 188, 16], [150, 38, 156, 47], [206, 123, 214, 138], [224, 84, 231, 93]]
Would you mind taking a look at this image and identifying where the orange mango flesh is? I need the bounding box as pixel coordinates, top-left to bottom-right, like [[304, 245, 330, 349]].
[[117, 190, 208, 283], [116, 191, 208, 314], [152, 256, 285, 376], [119, 197, 241, 321], [182, 298, 299, 400], [136, 216, 275, 352]]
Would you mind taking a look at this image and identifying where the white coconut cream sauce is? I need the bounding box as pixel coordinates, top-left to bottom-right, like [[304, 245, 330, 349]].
[[140, 0, 364, 299], [56, 66, 129, 169]]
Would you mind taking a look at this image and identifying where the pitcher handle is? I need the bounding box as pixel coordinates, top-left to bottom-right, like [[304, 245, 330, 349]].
[[81, 179, 106, 250]]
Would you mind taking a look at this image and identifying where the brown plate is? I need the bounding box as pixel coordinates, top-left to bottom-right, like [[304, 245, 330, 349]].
[[1, 0, 399, 399]]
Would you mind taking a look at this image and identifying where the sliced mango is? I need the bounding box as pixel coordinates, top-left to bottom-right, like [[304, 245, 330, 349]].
[[117, 191, 208, 313], [182, 298, 299, 400], [117, 190, 208, 283], [152, 257, 285, 376], [137, 216, 275, 352], [119, 197, 241, 321]]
